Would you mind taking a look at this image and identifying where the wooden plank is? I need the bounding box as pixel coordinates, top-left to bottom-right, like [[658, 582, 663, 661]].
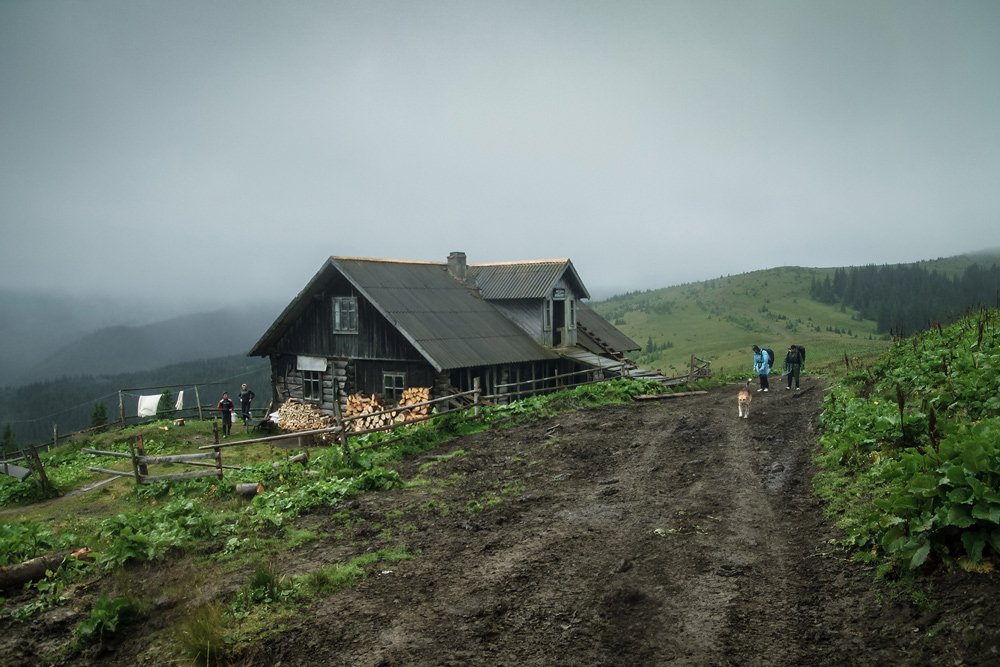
[[81, 449, 134, 459], [139, 469, 222, 483], [632, 390, 709, 401], [87, 466, 135, 478], [1, 462, 32, 480], [137, 452, 216, 465]]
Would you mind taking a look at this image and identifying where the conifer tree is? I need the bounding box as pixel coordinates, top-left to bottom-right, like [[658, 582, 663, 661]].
[[157, 390, 175, 420], [90, 402, 108, 431], [1, 423, 16, 459]]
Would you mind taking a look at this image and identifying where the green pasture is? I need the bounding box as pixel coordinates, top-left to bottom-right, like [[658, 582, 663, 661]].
[[594, 265, 891, 376]]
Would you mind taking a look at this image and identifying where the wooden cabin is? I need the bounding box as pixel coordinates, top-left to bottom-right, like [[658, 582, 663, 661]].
[[248, 252, 640, 414]]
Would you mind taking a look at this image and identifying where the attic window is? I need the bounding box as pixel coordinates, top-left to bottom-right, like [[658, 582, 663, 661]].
[[332, 297, 358, 333]]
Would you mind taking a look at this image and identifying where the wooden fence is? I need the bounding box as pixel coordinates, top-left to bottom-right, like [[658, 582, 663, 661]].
[[76, 360, 711, 487], [84, 433, 227, 485], [199, 382, 483, 459]]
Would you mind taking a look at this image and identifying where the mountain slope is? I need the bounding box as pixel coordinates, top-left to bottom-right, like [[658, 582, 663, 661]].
[[593, 266, 888, 377], [592, 251, 1000, 377], [14, 305, 280, 385]]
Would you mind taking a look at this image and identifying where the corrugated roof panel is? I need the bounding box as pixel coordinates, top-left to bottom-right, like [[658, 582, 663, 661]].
[[334, 259, 556, 370], [577, 304, 641, 352], [254, 256, 617, 370], [469, 262, 566, 299]]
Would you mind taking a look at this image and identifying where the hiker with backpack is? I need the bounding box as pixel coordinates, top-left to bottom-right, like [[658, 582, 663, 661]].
[[752, 345, 772, 392], [784, 345, 806, 390]]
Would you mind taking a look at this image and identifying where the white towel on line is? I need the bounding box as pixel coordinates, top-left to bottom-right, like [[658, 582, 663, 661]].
[[137, 394, 160, 418], [175, 390, 184, 411]]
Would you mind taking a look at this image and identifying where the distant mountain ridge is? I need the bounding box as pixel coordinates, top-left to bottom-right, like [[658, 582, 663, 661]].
[[1, 292, 283, 388]]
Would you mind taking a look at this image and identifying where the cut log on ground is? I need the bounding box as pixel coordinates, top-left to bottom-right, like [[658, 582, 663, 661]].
[[0, 548, 92, 591], [235, 482, 264, 500]]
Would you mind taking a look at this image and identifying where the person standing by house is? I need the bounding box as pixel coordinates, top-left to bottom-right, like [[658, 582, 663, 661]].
[[784, 345, 803, 391], [217, 392, 235, 437], [752, 345, 770, 392], [238, 383, 255, 426]]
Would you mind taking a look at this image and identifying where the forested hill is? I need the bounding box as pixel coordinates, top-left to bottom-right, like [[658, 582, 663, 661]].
[[810, 261, 1000, 335], [0, 355, 270, 448]]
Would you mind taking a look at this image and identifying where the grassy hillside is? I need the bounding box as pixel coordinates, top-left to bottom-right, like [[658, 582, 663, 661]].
[[816, 307, 1000, 572], [591, 251, 1000, 378], [592, 266, 890, 377]]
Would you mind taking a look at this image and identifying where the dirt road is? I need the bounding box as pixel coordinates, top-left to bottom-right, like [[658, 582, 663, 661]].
[[239, 381, 1000, 666]]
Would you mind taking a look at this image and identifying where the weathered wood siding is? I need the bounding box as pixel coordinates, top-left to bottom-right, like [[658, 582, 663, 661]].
[[269, 275, 425, 363], [352, 360, 437, 399]]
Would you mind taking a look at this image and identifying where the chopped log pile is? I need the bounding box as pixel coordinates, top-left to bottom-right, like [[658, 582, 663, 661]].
[[277, 398, 335, 432], [277, 389, 434, 434], [344, 387, 432, 432]]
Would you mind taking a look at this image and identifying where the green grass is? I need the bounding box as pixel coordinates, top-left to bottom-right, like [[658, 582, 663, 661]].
[[594, 266, 892, 376]]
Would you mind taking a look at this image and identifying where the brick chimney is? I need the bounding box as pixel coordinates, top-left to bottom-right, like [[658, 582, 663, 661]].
[[447, 251, 467, 282]]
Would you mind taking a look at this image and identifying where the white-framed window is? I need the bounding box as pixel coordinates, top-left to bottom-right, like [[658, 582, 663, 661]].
[[543, 299, 552, 331], [383, 372, 406, 403], [332, 297, 358, 333], [569, 299, 577, 329], [303, 370, 323, 402]]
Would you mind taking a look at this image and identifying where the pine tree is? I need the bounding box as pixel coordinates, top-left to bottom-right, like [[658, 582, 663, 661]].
[[90, 402, 108, 431], [157, 390, 175, 420], [1, 423, 16, 459]]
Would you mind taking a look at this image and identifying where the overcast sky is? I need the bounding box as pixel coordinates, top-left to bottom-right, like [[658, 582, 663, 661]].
[[2, 0, 999, 306]]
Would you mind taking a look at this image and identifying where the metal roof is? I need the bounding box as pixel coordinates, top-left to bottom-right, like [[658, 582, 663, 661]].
[[250, 257, 558, 371], [468, 259, 590, 300], [250, 256, 636, 372], [576, 304, 641, 352], [336, 258, 560, 370]]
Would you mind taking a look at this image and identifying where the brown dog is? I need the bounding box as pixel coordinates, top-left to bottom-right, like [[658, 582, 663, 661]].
[[737, 380, 752, 419]]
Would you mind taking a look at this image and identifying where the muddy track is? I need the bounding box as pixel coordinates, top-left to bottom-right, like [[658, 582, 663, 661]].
[[235, 382, 1000, 666], [6, 381, 999, 666]]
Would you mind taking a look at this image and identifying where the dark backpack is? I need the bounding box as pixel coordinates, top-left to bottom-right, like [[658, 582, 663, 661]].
[[764, 348, 775, 367]]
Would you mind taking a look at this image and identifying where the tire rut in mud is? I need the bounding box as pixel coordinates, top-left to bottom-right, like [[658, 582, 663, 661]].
[[232, 382, 1000, 667]]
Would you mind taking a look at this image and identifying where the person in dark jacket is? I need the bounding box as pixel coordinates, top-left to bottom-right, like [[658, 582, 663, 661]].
[[217, 392, 235, 437], [752, 345, 770, 392], [784, 345, 803, 390], [238, 384, 255, 426]]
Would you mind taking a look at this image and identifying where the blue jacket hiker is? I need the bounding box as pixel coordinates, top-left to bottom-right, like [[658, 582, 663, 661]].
[[752, 345, 770, 392]]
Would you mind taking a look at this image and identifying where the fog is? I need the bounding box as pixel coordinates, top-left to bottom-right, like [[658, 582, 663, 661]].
[[2, 0, 999, 307]]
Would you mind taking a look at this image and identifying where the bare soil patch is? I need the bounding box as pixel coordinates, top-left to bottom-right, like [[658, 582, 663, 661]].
[[5, 380, 1000, 665]]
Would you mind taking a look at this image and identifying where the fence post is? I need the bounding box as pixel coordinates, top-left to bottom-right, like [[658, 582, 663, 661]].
[[26, 446, 55, 495], [331, 390, 350, 459], [128, 440, 141, 485], [473, 377, 481, 418], [119, 390, 125, 426], [135, 434, 149, 478], [212, 420, 219, 445], [213, 446, 223, 480], [194, 386, 203, 421]]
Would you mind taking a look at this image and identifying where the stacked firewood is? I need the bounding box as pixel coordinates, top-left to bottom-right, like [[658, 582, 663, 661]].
[[345, 393, 388, 432], [344, 387, 433, 432], [397, 387, 432, 419], [277, 398, 335, 431]]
